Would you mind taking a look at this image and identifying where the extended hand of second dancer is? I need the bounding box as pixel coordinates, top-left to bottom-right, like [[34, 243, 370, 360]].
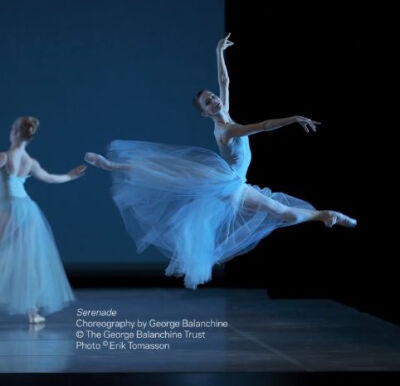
[[68, 165, 87, 180]]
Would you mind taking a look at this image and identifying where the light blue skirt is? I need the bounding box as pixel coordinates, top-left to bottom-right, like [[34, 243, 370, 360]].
[[108, 140, 314, 290], [0, 196, 75, 315]]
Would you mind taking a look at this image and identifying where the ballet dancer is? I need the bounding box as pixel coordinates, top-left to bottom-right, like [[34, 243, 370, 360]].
[[0, 116, 86, 323], [84, 34, 356, 290]]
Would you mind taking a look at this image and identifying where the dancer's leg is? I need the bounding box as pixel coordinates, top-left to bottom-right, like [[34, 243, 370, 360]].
[[84, 152, 131, 171], [242, 185, 356, 227]]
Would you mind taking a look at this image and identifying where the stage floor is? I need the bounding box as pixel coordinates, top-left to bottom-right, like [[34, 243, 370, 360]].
[[1, 288, 400, 373]]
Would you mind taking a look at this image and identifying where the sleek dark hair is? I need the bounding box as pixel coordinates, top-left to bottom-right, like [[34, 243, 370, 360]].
[[192, 89, 207, 113]]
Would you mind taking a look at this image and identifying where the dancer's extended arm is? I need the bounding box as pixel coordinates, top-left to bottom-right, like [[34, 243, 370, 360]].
[[221, 116, 321, 142], [217, 33, 234, 112], [84, 152, 132, 171], [0, 152, 7, 168], [30, 160, 86, 183]]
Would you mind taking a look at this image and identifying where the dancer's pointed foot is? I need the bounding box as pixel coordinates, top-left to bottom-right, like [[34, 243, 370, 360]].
[[84, 152, 101, 166], [321, 210, 357, 228], [84, 152, 130, 171], [28, 312, 46, 324]]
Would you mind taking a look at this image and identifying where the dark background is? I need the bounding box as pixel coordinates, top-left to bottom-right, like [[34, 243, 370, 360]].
[[223, 3, 389, 325], [2, 3, 391, 324], [0, 0, 224, 264]]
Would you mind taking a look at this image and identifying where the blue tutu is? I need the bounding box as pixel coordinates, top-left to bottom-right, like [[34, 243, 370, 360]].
[[107, 138, 314, 289], [0, 169, 75, 315]]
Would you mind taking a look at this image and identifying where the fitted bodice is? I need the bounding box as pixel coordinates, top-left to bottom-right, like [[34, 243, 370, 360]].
[[216, 135, 252, 180], [0, 169, 29, 199]]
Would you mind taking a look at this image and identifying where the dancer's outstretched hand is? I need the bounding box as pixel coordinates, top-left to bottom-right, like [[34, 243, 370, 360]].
[[295, 116, 321, 133], [217, 32, 234, 52], [68, 165, 87, 180]]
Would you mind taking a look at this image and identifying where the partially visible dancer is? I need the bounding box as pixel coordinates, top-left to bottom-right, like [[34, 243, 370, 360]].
[[0, 116, 86, 323]]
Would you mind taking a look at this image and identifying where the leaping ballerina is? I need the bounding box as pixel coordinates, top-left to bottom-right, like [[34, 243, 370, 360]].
[[84, 34, 356, 290]]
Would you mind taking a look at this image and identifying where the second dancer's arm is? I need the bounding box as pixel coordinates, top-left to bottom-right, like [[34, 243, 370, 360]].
[[30, 160, 86, 183]]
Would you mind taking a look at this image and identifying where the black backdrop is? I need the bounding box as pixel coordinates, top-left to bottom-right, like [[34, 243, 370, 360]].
[[223, 3, 391, 324]]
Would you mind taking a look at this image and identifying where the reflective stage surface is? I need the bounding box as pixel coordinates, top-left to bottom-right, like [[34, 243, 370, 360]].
[[1, 288, 400, 373]]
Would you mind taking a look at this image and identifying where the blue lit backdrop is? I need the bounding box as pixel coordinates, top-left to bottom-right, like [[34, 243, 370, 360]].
[[0, 0, 224, 264]]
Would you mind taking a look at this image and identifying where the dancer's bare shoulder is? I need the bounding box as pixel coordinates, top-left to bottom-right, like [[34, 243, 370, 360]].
[[29, 158, 40, 169], [21, 155, 40, 176], [1, 149, 33, 176]]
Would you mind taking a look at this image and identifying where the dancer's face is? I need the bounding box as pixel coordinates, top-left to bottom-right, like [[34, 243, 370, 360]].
[[198, 90, 223, 116]]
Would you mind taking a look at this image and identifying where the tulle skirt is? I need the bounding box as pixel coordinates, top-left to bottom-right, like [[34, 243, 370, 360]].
[[0, 196, 75, 315], [108, 140, 314, 289]]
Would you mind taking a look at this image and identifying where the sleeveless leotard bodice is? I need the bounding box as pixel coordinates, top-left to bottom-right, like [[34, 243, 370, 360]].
[[0, 169, 29, 199], [216, 135, 252, 180]]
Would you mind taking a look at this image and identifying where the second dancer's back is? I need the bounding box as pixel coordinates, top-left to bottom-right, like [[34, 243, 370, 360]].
[[0, 168, 29, 199]]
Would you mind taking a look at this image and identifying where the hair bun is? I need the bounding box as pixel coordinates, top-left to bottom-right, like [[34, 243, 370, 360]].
[[12, 116, 40, 141]]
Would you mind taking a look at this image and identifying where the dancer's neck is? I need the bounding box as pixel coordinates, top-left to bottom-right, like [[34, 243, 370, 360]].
[[9, 141, 27, 151], [211, 109, 232, 125]]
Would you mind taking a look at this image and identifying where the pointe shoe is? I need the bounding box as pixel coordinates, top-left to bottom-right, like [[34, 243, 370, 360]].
[[323, 211, 357, 228], [28, 313, 46, 324]]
